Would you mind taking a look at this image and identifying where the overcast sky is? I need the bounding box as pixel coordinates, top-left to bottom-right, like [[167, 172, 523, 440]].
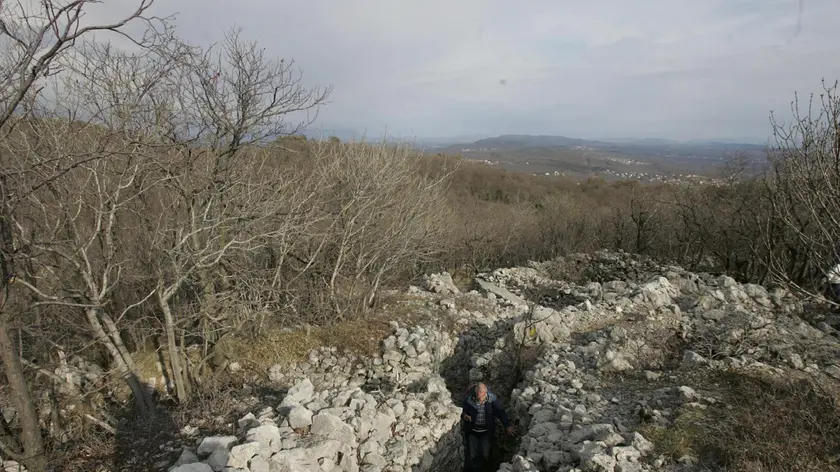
[[86, 0, 840, 143]]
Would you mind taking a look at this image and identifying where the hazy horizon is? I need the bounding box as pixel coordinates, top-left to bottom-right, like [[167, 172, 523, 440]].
[[86, 0, 840, 144], [301, 128, 771, 146]]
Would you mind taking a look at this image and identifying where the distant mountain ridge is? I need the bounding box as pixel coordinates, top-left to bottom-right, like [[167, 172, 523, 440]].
[[300, 131, 767, 157], [470, 134, 600, 149], [463, 134, 765, 152]]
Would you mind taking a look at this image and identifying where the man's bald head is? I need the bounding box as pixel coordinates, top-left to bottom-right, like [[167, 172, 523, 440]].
[[476, 383, 487, 402]]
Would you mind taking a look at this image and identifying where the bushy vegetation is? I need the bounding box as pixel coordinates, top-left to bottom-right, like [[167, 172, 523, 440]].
[[2, 2, 840, 470], [639, 371, 840, 471]]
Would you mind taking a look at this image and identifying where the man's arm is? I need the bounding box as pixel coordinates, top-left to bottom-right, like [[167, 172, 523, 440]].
[[492, 398, 510, 428], [462, 403, 472, 423], [460, 405, 467, 436]]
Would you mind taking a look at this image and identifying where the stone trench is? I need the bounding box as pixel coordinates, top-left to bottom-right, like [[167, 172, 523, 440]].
[[165, 272, 539, 472], [164, 264, 668, 472], [426, 302, 532, 472], [161, 250, 835, 472], [370, 281, 538, 472]]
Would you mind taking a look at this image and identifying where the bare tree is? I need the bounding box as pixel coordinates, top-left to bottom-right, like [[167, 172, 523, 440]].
[[0, 1, 162, 468], [764, 79, 840, 299], [627, 183, 659, 254], [310, 139, 453, 315], [147, 145, 316, 402], [673, 157, 768, 279], [2, 24, 194, 420], [179, 27, 332, 154], [126, 27, 331, 403], [6, 122, 160, 416]]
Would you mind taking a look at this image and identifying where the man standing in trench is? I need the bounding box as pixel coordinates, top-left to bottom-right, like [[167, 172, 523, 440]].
[[461, 382, 514, 471]]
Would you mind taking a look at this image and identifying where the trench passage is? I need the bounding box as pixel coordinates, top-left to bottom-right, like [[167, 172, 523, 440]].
[[427, 313, 537, 472]]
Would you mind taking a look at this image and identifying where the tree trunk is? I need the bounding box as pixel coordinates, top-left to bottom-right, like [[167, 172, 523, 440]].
[[157, 293, 190, 403], [98, 312, 155, 413], [0, 315, 47, 472], [48, 384, 62, 441], [84, 308, 153, 416], [0, 174, 46, 471], [364, 267, 386, 311]]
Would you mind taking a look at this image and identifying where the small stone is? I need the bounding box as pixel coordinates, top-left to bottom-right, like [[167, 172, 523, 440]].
[[825, 365, 840, 380], [197, 436, 237, 456], [677, 385, 698, 401], [643, 370, 661, 381], [287, 406, 314, 429], [174, 448, 200, 466], [682, 350, 707, 368], [237, 413, 259, 430], [171, 464, 213, 472]]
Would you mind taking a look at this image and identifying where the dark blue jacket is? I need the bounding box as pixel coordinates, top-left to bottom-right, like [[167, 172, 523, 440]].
[[460, 387, 510, 438]]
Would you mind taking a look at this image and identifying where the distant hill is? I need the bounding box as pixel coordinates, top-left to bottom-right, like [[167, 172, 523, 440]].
[[427, 134, 768, 182], [459, 134, 764, 154], [414, 134, 489, 148], [470, 134, 599, 149], [301, 130, 492, 147]]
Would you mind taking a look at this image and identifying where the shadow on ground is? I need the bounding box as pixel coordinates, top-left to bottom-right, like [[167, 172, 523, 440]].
[[47, 378, 292, 472]]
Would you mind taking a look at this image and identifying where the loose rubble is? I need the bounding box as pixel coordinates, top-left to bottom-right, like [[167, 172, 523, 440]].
[[483, 251, 839, 471], [166, 276, 529, 472], [11, 250, 829, 472], [156, 251, 840, 472]]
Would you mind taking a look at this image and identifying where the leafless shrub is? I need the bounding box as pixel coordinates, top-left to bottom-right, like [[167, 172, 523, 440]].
[[763, 79, 840, 299], [448, 199, 536, 274], [286, 139, 454, 318], [689, 319, 773, 361], [536, 191, 607, 258]]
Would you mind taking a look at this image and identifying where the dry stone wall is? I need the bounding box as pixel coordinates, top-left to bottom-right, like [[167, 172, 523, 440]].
[[168, 276, 530, 472]]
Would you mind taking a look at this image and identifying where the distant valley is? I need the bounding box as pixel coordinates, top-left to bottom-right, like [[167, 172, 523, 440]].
[[422, 134, 768, 183]]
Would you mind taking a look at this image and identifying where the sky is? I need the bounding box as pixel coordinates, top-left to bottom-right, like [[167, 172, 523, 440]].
[[25, 0, 840, 143]]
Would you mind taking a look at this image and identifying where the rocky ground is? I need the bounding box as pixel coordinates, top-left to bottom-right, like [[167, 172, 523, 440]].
[[8, 250, 840, 472]]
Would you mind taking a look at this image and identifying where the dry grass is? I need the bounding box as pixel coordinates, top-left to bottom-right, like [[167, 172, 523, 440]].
[[318, 318, 394, 357], [220, 318, 393, 371], [638, 407, 711, 462], [377, 292, 460, 332], [639, 370, 840, 471], [219, 328, 323, 370], [132, 316, 395, 383]]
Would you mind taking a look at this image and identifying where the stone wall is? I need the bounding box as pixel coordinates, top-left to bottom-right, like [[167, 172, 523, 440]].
[[486, 251, 837, 471], [170, 275, 531, 472]]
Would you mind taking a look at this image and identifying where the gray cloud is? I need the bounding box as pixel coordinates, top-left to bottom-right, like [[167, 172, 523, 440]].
[[78, 0, 840, 142]]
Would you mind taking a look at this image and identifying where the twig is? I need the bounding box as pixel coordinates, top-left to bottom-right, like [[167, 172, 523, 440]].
[[83, 413, 116, 434]]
